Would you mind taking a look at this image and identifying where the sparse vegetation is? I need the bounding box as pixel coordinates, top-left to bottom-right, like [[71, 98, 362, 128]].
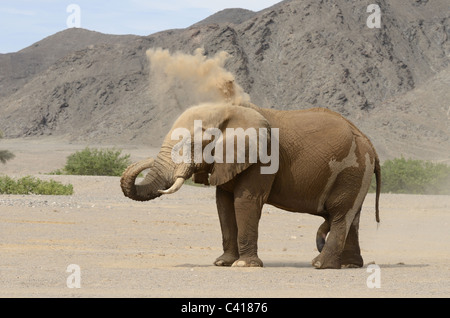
[[371, 157, 450, 195], [0, 175, 73, 195], [51, 147, 131, 176], [0, 130, 15, 164]]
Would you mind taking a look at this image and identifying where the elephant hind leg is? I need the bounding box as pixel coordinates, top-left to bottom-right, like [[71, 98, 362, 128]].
[[313, 149, 374, 269], [312, 178, 367, 269], [341, 208, 363, 268], [312, 215, 347, 269], [314, 209, 363, 267]]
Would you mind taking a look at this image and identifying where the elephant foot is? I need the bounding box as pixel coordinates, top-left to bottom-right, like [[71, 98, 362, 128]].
[[341, 253, 363, 269], [312, 254, 341, 269], [214, 253, 239, 267], [231, 257, 263, 268]]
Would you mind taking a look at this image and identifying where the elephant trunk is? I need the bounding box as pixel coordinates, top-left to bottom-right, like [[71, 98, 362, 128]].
[[120, 149, 194, 202], [120, 158, 161, 201]]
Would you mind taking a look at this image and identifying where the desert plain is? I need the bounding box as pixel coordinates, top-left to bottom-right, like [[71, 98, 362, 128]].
[[0, 137, 449, 298]]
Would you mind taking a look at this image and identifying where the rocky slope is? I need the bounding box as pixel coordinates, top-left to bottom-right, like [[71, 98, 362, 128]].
[[0, 0, 449, 160]]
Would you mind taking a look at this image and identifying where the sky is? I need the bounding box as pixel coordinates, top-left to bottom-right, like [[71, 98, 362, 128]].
[[0, 0, 282, 53]]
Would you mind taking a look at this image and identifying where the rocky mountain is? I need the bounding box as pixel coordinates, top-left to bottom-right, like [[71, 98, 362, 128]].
[[0, 0, 449, 161], [0, 29, 139, 98], [192, 8, 257, 27], [366, 64, 450, 161]]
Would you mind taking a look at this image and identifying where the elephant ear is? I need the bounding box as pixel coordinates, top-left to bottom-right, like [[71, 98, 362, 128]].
[[208, 106, 271, 186]]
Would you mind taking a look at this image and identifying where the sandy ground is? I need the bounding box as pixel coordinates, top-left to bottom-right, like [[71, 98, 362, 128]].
[[0, 137, 449, 298]]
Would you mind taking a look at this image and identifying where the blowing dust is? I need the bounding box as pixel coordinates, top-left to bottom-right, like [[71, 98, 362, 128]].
[[146, 48, 250, 107]]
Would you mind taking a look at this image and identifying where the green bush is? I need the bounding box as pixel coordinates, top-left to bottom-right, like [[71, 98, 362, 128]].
[[370, 157, 450, 195], [54, 147, 131, 176], [0, 176, 73, 195]]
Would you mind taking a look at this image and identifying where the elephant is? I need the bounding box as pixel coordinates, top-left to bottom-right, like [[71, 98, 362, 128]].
[[121, 102, 381, 269]]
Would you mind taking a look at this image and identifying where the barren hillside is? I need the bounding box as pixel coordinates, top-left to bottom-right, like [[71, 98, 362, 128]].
[[0, 0, 449, 160]]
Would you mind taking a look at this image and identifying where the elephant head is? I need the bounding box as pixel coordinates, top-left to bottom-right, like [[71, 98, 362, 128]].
[[120, 103, 276, 202]]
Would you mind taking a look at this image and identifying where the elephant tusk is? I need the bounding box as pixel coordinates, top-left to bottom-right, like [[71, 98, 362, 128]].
[[158, 177, 185, 195]]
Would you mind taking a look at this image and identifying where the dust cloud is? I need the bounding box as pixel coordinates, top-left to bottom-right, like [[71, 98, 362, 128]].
[[146, 48, 250, 107]]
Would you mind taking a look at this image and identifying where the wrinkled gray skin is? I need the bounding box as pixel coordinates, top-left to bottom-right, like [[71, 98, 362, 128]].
[[121, 102, 381, 269]]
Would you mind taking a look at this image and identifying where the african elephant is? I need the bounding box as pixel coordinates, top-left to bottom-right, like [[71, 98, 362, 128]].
[[121, 102, 381, 269]]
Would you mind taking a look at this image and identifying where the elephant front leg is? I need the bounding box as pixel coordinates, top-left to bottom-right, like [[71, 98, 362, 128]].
[[232, 196, 263, 267], [214, 187, 239, 266], [230, 166, 274, 267], [215, 165, 274, 268]]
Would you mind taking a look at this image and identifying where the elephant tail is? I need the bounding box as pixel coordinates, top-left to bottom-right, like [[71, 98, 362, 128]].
[[374, 156, 381, 223]]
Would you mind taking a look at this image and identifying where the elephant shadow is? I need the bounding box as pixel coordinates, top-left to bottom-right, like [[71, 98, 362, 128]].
[[264, 262, 430, 269], [370, 263, 429, 269], [175, 262, 429, 269], [263, 261, 312, 268], [175, 261, 313, 268]]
